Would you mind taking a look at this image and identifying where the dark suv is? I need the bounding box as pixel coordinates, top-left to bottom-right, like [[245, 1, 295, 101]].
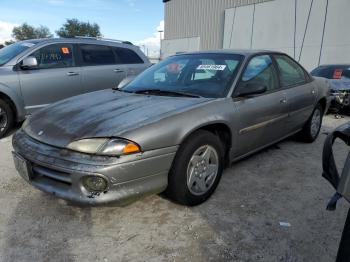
[[311, 64, 350, 111]]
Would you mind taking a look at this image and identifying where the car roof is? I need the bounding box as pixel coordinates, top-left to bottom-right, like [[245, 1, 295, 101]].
[[317, 64, 350, 68], [174, 49, 285, 57], [19, 37, 133, 46]]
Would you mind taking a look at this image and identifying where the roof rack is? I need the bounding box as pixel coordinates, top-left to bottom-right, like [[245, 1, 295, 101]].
[[72, 36, 133, 45]]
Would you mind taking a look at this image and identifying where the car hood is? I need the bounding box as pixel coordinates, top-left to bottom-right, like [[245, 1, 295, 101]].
[[24, 90, 213, 148]]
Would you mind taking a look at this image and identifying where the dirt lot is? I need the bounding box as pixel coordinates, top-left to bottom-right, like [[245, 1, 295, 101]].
[[0, 115, 349, 262]]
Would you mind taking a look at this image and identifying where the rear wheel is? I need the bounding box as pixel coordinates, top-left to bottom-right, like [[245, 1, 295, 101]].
[[165, 130, 224, 206], [0, 99, 14, 138], [299, 103, 323, 143]]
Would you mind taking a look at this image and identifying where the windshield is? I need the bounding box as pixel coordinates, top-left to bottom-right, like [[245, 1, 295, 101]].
[[311, 66, 350, 81], [0, 42, 36, 66], [123, 54, 244, 98]]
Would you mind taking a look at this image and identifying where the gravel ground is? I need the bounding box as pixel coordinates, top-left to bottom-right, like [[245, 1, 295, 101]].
[[0, 115, 349, 262]]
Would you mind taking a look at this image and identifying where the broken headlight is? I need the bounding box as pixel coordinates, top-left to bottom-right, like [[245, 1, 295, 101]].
[[67, 138, 141, 156]]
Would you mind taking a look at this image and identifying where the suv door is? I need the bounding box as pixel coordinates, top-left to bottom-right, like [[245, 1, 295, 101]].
[[112, 47, 147, 77], [78, 44, 126, 93], [18, 43, 82, 114], [273, 54, 316, 133], [233, 55, 289, 157]]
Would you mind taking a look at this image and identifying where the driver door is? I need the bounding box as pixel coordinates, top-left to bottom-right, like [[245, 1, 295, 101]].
[[233, 55, 290, 157], [18, 43, 82, 114]]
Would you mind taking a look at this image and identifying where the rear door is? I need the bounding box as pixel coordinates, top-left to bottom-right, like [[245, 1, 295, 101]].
[[18, 43, 82, 114], [233, 55, 289, 157], [273, 54, 317, 133], [78, 44, 126, 93], [112, 46, 148, 77]]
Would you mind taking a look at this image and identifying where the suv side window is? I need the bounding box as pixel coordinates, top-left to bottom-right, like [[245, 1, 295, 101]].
[[79, 44, 115, 66], [113, 47, 144, 64], [241, 55, 279, 92], [274, 55, 307, 87], [31, 44, 74, 69]]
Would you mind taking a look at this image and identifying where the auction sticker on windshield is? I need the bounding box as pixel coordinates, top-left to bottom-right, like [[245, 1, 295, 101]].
[[197, 65, 227, 70]]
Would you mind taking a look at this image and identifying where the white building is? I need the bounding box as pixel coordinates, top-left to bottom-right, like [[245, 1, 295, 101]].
[[162, 0, 350, 70]]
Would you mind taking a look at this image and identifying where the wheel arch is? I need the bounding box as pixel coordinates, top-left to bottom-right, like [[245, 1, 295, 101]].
[[0, 85, 25, 122], [0, 91, 18, 121], [180, 122, 233, 166], [318, 97, 327, 113]]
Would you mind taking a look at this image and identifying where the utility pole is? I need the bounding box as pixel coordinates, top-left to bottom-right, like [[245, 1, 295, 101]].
[[158, 30, 163, 61]]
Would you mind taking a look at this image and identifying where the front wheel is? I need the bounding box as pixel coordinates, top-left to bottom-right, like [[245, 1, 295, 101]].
[[299, 103, 323, 143], [165, 130, 224, 206], [0, 99, 14, 138]]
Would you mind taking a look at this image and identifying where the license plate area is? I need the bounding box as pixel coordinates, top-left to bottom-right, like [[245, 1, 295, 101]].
[[12, 152, 32, 181]]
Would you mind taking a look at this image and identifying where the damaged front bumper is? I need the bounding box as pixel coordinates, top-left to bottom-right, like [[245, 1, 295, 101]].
[[12, 129, 177, 205], [330, 90, 350, 108]]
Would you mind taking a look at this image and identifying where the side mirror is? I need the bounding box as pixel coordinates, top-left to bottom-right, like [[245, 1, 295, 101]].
[[21, 56, 38, 69], [235, 83, 267, 97], [116, 75, 136, 90]]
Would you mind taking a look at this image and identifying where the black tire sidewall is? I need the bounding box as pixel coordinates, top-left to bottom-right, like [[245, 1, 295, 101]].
[[0, 99, 13, 138], [167, 130, 225, 206], [303, 104, 323, 142]]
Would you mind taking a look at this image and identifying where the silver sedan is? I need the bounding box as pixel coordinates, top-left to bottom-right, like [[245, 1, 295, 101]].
[[12, 50, 330, 206]]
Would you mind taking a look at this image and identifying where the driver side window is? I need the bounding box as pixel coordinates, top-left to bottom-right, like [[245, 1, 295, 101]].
[[241, 55, 279, 92], [31, 44, 75, 69]]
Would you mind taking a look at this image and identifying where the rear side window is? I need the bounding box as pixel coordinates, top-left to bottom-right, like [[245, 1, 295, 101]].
[[274, 55, 307, 87], [113, 47, 144, 64], [80, 44, 115, 66], [31, 44, 74, 69]]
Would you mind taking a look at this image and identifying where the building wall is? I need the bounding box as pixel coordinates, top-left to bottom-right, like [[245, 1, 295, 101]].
[[163, 0, 350, 71], [164, 0, 273, 50], [224, 0, 350, 70]]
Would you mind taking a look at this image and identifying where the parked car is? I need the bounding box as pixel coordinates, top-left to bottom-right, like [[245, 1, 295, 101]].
[[12, 50, 330, 206], [0, 37, 151, 137], [311, 64, 350, 111]]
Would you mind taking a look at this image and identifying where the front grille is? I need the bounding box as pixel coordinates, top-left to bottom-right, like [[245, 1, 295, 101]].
[[31, 163, 72, 186]]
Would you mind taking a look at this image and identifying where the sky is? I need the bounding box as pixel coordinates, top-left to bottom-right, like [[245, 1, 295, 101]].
[[0, 0, 164, 56]]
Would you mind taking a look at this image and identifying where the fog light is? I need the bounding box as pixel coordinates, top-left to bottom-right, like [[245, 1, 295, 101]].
[[82, 176, 108, 192]]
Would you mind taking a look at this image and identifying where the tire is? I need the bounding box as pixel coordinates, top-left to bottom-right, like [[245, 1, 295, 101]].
[[298, 103, 324, 143], [0, 99, 14, 139], [165, 130, 224, 206]]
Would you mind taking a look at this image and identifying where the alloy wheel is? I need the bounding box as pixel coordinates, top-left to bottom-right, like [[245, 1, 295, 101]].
[[310, 108, 321, 138], [0, 106, 8, 134], [186, 145, 219, 196]]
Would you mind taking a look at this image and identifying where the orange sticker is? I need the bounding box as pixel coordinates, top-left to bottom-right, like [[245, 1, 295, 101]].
[[61, 47, 70, 54], [333, 69, 343, 79]]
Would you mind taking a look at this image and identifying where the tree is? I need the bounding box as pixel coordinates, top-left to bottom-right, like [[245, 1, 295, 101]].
[[4, 40, 15, 46], [12, 23, 53, 41], [56, 19, 102, 38]]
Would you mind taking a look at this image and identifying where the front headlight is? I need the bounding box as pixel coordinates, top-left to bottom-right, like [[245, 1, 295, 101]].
[[67, 138, 141, 156]]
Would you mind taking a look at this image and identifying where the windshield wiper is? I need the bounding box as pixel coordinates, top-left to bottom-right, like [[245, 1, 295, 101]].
[[133, 89, 201, 98]]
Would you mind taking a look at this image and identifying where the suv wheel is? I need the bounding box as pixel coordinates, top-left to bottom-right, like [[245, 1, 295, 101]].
[[299, 103, 323, 143], [0, 99, 14, 138], [166, 130, 224, 206]]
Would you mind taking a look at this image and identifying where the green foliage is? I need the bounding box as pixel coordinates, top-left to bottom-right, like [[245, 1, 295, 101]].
[[4, 40, 15, 46], [56, 19, 102, 38], [12, 23, 53, 41]]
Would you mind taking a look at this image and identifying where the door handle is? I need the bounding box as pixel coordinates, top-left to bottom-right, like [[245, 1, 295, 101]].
[[114, 69, 124, 73], [280, 98, 287, 104], [66, 72, 79, 76]]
